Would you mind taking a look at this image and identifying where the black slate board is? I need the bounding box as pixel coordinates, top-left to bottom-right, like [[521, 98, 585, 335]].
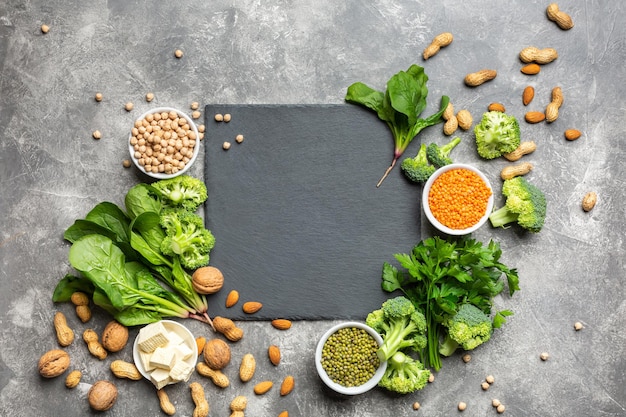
[[203, 104, 423, 320]]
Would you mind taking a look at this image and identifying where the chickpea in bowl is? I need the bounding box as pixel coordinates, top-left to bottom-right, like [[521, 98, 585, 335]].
[[129, 107, 200, 179]]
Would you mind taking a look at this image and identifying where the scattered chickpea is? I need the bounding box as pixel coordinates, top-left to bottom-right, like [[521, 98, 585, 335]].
[[574, 322, 584, 331], [192, 110, 201, 119], [492, 399, 501, 408], [235, 134, 244, 143], [199, 132, 204, 140], [485, 375, 495, 384], [412, 402, 420, 411], [540, 352, 550, 361], [92, 130, 102, 140], [428, 373, 435, 383], [125, 102, 134, 112], [214, 113, 224, 122], [95, 92, 103, 102], [174, 49, 184, 58], [481, 382, 490, 390], [223, 113, 232, 122], [191, 102, 199, 110], [458, 401, 467, 411], [462, 354, 471, 363], [497, 404, 506, 414], [122, 159, 132, 168], [198, 124, 205, 133], [41, 24, 50, 34], [145, 93, 154, 102], [223, 141, 231, 150]]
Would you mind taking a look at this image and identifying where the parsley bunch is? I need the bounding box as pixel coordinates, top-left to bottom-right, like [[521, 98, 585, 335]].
[[381, 236, 520, 371]]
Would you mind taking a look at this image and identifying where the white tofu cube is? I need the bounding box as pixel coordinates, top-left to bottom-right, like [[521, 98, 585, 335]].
[[173, 343, 194, 361], [138, 349, 155, 372], [150, 368, 171, 389], [166, 330, 185, 346], [149, 346, 176, 370], [137, 322, 170, 353], [169, 360, 194, 382]]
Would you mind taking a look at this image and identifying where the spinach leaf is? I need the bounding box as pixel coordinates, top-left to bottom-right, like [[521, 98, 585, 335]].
[[346, 64, 449, 186], [85, 202, 131, 241], [125, 184, 161, 220], [68, 234, 137, 309], [52, 274, 94, 302]]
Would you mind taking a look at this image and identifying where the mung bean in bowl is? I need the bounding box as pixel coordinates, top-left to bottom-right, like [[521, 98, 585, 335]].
[[422, 163, 494, 235], [128, 107, 200, 179], [315, 321, 387, 396]]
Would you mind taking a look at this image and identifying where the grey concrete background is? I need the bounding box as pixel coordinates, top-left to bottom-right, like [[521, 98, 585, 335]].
[[1, 1, 625, 416]]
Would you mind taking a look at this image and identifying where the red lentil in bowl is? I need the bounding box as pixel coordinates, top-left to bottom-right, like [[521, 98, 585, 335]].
[[422, 164, 494, 235]]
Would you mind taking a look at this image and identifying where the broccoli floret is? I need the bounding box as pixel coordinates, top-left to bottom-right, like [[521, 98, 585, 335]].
[[474, 111, 521, 159], [400, 144, 436, 184], [159, 209, 215, 270], [152, 175, 208, 212], [377, 351, 431, 394], [489, 176, 547, 233], [366, 296, 427, 362], [426, 136, 461, 168], [441, 304, 493, 354]]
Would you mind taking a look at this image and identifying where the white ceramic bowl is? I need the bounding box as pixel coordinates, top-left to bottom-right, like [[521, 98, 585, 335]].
[[132, 320, 198, 387], [128, 107, 200, 179], [315, 321, 387, 396], [422, 163, 494, 235]]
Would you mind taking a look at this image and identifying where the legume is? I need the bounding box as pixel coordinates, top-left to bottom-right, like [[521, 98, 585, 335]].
[[320, 327, 380, 387], [129, 110, 197, 175], [428, 168, 492, 230]]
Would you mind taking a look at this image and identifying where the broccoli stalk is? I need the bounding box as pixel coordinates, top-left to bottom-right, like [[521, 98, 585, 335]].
[[160, 210, 216, 270], [151, 175, 208, 212], [440, 303, 493, 356], [489, 176, 547, 233], [474, 111, 521, 159], [365, 296, 427, 363], [426, 136, 462, 168], [400, 144, 436, 184], [377, 351, 431, 394]]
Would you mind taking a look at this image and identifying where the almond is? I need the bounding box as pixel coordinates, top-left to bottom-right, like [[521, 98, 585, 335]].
[[522, 86, 535, 106], [487, 102, 505, 113], [280, 375, 295, 396], [268, 345, 281, 366], [521, 63, 541, 75], [225, 290, 239, 308], [242, 301, 262, 314], [196, 336, 207, 355], [525, 111, 546, 124], [564, 129, 582, 141], [253, 380, 274, 395], [271, 319, 292, 330]]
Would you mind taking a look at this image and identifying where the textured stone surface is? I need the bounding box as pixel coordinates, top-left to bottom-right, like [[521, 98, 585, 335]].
[[1, 1, 625, 416]]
